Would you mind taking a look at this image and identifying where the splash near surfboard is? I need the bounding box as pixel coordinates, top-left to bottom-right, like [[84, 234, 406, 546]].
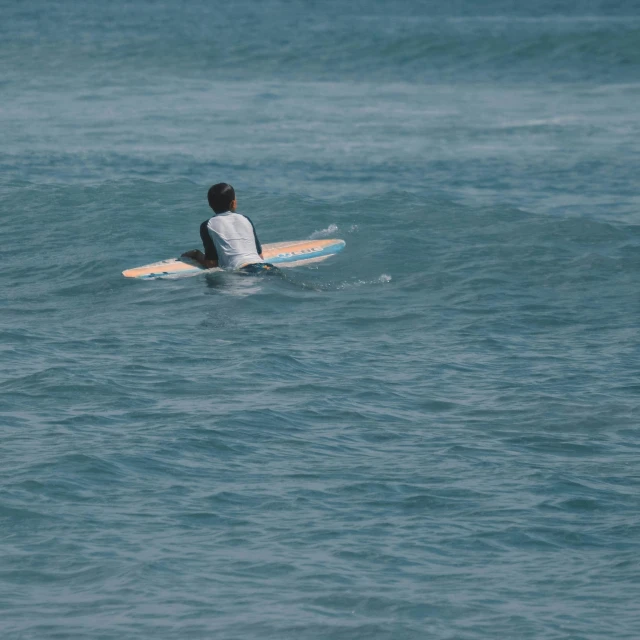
[[122, 238, 345, 280]]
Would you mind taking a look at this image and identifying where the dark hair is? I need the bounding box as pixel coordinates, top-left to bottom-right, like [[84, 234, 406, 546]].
[[207, 183, 236, 213]]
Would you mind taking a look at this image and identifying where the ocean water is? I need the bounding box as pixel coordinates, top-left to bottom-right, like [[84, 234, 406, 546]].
[[2, 1, 640, 638]]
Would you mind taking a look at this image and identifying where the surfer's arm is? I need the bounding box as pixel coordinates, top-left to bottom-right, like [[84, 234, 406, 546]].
[[180, 220, 220, 267], [243, 215, 263, 258], [181, 249, 218, 268], [199, 220, 220, 259]]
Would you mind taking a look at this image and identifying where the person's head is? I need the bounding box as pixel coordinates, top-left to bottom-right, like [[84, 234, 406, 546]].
[[207, 183, 236, 213]]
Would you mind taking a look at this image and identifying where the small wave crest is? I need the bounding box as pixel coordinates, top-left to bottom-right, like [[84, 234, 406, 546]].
[[309, 223, 358, 239], [329, 274, 393, 291], [310, 223, 339, 239]]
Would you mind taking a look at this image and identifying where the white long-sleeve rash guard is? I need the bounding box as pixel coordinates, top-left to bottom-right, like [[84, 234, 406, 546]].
[[199, 211, 264, 270]]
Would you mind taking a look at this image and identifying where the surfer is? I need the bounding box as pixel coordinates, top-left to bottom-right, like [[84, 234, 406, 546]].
[[182, 183, 276, 273]]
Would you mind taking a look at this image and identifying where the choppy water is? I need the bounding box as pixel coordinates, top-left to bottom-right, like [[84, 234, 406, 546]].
[[2, 1, 640, 638]]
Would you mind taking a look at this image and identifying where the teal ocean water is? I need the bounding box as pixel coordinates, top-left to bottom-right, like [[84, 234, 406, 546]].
[[2, 1, 640, 638]]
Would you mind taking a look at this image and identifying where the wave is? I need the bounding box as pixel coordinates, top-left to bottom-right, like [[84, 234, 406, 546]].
[[309, 224, 339, 239], [2, 3, 639, 84]]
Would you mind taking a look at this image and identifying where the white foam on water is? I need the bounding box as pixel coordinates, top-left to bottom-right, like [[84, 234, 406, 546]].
[[310, 223, 339, 239]]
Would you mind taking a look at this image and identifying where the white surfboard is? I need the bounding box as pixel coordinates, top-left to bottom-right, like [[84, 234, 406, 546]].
[[122, 238, 345, 279]]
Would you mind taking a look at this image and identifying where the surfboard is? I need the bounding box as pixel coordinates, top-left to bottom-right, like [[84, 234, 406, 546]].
[[122, 238, 345, 279]]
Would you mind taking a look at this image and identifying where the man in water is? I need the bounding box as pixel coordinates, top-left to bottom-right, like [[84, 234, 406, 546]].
[[182, 183, 275, 273]]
